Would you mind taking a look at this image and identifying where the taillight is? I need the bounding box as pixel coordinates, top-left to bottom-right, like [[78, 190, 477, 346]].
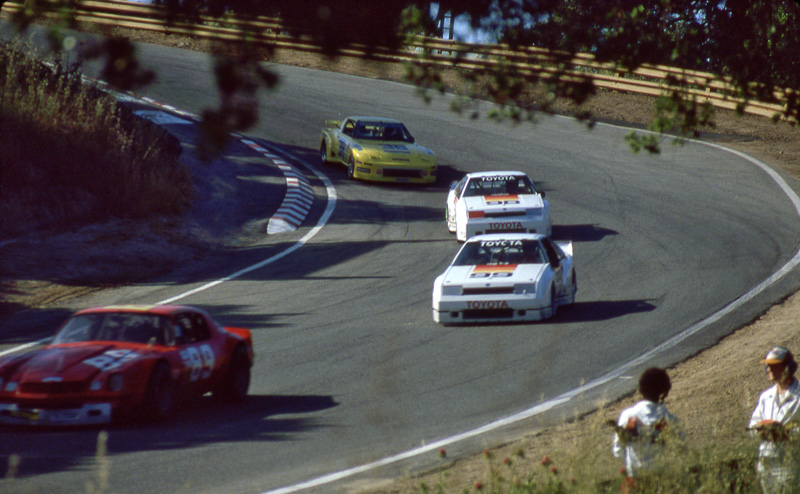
[[468, 210, 485, 219]]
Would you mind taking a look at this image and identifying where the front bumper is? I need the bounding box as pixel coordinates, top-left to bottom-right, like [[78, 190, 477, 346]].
[[352, 161, 437, 184], [433, 296, 552, 324], [0, 402, 113, 426]]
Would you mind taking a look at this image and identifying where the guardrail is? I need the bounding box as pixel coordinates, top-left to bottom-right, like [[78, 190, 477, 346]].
[[2, 0, 795, 123]]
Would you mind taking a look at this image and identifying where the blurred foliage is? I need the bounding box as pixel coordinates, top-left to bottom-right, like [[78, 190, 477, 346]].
[[2, 0, 799, 154]]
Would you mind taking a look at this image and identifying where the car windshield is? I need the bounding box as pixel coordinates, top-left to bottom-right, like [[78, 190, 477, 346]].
[[351, 121, 414, 142], [53, 313, 173, 345], [463, 175, 536, 197], [453, 239, 546, 266]]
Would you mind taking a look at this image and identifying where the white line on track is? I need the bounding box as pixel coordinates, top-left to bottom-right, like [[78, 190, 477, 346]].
[[0, 147, 336, 358], [255, 122, 800, 494], [2, 111, 798, 492], [158, 146, 336, 305]]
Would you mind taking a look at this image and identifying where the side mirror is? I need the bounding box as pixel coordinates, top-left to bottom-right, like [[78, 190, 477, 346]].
[[539, 191, 546, 198]]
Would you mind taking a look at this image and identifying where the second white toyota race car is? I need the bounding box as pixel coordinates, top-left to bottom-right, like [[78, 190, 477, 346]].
[[446, 171, 551, 242], [432, 233, 576, 324]]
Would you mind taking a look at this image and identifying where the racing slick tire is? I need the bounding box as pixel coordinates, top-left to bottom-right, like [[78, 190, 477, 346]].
[[347, 155, 356, 179], [320, 142, 332, 165], [214, 345, 251, 403], [142, 362, 175, 422], [548, 284, 558, 320]]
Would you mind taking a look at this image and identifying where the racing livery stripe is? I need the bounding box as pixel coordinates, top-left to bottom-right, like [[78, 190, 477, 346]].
[[473, 264, 518, 273], [485, 194, 520, 202]]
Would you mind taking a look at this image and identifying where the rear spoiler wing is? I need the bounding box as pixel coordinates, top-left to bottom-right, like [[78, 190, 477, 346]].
[[324, 120, 341, 129]]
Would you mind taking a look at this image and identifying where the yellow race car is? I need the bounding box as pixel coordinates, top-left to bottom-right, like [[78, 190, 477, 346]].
[[320, 116, 437, 184]]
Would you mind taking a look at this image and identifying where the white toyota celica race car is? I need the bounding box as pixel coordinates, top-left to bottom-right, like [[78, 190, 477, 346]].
[[432, 233, 576, 324], [446, 171, 551, 242]]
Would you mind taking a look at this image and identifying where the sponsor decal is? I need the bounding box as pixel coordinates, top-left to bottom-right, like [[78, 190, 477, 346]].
[[466, 300, 510, 309], [382, 144, 410, 153], [485, 194, 520, 203], [478, 240, 523, 247], [480, 175, 518, 182], [470, 264, 517, 278], [488, 221, 524, 229]]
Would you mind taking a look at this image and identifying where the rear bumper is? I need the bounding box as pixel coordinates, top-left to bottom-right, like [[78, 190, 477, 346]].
[[465, 218, 551, 238]]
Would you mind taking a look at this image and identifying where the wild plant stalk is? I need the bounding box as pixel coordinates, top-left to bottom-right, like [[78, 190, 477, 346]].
[[0, 42, 193, 236]]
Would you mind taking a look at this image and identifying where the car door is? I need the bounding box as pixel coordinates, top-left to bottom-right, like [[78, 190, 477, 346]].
[[172, 312, 218, 395], [541, 237, 566, 296], [447, 177, 466, 222], [452, 177, 468, 223], [337, 118, 356, 161]]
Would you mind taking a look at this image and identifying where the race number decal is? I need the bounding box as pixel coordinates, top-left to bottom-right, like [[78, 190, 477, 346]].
[[180, 344, 215, 381], [84, 350, 139, 371], [470, 264, 518, 278]]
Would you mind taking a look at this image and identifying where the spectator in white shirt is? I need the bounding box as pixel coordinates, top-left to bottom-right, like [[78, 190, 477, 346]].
[[612, 367, 682, 492], [749, 346, 800, 494]]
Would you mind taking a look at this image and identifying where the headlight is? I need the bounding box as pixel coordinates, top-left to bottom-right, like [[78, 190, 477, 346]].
[[514, 283, 536, 295], [526, 208, 543, 217], [441, 285, 462, 296], [107, 374, 124, 392]]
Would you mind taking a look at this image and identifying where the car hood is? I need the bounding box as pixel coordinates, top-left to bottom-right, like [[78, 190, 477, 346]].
[[463, 193, 544, 211], [355, 142, 435, 162], [441, 263, 547, 286], [4, 344, 148, 383]]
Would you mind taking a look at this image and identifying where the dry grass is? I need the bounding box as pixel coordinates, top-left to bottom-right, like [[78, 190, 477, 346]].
[[0, 42, 192, 237]]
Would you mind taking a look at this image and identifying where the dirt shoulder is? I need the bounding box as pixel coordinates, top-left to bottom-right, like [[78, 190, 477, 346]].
[[4, 26, 800, 492]]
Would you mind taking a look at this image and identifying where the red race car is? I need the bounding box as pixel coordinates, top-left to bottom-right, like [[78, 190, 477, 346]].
[[0, 305, 253, 426]]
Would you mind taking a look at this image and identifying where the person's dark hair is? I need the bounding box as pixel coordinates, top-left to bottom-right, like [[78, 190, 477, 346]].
[[639, 367, 671, 403]]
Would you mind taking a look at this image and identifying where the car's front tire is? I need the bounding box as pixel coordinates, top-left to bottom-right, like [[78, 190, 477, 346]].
[[214, 345, 251, 403]]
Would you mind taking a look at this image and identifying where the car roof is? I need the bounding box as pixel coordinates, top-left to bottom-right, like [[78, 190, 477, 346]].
[[73, 305, 198, 317], [465, 171, 528, 179], [465, 233, 547, 243], [346, 116, 403, 124]]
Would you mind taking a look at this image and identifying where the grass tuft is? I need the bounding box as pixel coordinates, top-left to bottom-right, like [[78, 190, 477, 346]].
[[0, 42, 192, 236]]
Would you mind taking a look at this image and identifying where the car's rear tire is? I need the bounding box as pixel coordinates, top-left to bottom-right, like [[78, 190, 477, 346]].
[[548, 284, 558, 319], [142, 362, 175, 422], [214, 345, 251, 403]]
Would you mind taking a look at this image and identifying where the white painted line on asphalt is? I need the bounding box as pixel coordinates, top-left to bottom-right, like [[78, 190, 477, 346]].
[[0, 340, 46, 358], [0, 149, 335, 354], [157, 147, 336, 306], [256, 127, 800, 494]]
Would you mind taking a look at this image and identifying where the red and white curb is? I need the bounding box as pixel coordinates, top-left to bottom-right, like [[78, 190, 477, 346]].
[[114, 92, 314, 234], [239, 139, 314, 234]]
